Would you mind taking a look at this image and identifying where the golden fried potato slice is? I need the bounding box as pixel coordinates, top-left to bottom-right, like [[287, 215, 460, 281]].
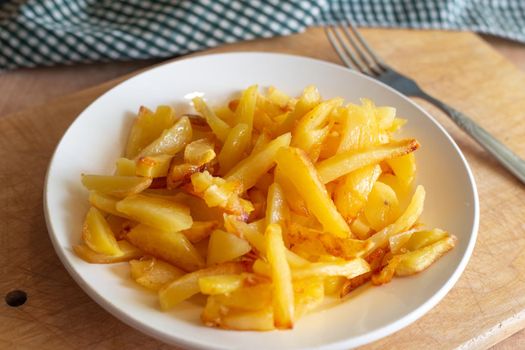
[[81, 175, 152, 198], [136, 154, 173, 178], [130, 257, 185, 290], [275, 147, 350, 238], [88, 191, 128, 218], [275, 85, 321, 135], [265, 182, 288, 227], [395, 235, 456, 276], [127, 224, 204, 271], [116, 194, 192, 232], [274, 167, 309, 216], [291, 98, 343, 160], [193, 97, 231, 142], [220, 307, 274, 331], [125, 105, 176, 159], [218, 123, 251, 174], [387, 153, 416, 187], [266, 223, 294, 329], [294, 277, 324, 318], [333, 164, 381, 222], [316, 139, 419, 184], [401, 229, 448, 252], [198, 274, 245, 295], [207, 229, 251, 266], [82, 207, 123, 256], [136, 116, 192, 158], [184, 138, 216, 166], [159, 261, 249, 310], [365, 185, 425, 255], [74, 240, 142, 264], [363, 181, 401, 231], [225, 132, 291, 192], [292, 258, 370, 279], [235, 85, 258, 134], [337, 102, 381, 153], [181, 221, 219, 243], [115, 157, 136, 176]]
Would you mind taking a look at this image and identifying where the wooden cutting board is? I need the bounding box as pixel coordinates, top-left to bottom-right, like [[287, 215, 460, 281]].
[[1, 27, 524, 350]]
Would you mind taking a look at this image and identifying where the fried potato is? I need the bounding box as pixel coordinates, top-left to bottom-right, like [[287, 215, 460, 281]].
[[130, 257, 185, 290], [136, 154, 173, 178], [199, 274, 245, 295], [265, 182, 288, 227], [225, 132, 291, 192], [218, 123, 251, 174], [387, 153, 416, 186], [89, 191, 128, 218], [275, 147, 350, 238], [82, 207, 122, 256], [184, 138, 216, 166], [292, 98, 343, 160], [193, 97, 231, 142], [190, 171, 254, 217], [76, 85, 454, 332], [275, 85, 320, 135], [266, 224, 294, 329], [159, 261, 248, 310], [316, 139, 419, 184], [74, 240, 142, 263], [363, 181, 401, 231], [116, 194, 192, 232], [292, 259, 370, 279], [365, 185, 425, 255], [115, 157, 137, 176], [235, 84, 258, 134], [136, 116, 192, 158], [207, 229, 251, 266], [182, 221, 219, 243], [333, 165, 381, 222], [127, 224, 204, 272], [81, 175, 152, 198], [395, 235, 456, 276], [294, 277, 324, 318], [125, 105, 176, 158]]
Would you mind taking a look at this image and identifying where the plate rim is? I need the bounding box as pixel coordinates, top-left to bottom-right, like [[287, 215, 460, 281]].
[[43, 51, 480, 350]]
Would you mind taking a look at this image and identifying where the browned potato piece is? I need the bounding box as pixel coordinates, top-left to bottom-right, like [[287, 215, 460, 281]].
[[182, 221, 219, 243], [82, 207, 122, 256], [159, 261, 249, 310], [130, 257, 185, 290], [125, 105, 176, 159], [266, 224, 294, 329], [116, 194, 193, 232], [136, 155, 173, 178], [185, 138, 216, 166], [74, 240, 143, 264], [225, 132, 291, 192], [127, 224, 204, 272], [136, 116, 192, 158], [316, 139, 419, 184], [81, 175, 152, 198], [275, 147, 350, 238]]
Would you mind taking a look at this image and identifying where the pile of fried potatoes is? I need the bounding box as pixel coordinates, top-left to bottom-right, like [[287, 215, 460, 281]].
[[75, 85, 456, 330]]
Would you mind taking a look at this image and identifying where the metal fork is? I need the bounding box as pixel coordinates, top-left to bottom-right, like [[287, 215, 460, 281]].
[[325, 22, 525, 184]]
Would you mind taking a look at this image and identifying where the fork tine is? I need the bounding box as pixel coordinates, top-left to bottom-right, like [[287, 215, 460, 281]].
[[346, 20, 388, 70], [340, 25, 382, 75], [324, 26, 360, 71], [328, 26, 371, 74]]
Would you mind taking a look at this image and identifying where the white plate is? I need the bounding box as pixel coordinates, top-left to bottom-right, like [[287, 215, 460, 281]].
[[44, 53, 479, 350]]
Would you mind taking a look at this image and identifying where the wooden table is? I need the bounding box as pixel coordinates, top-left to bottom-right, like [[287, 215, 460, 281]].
[[1, 27, 525, 349]]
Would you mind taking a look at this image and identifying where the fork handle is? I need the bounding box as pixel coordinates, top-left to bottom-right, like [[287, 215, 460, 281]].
[[416, 91, 525, 184]]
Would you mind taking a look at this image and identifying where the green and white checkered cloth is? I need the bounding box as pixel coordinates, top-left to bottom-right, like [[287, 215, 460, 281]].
[[1, 0, 524, 70]]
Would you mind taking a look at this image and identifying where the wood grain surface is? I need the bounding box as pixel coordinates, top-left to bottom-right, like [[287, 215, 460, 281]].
[[1, 27, 525, 350]]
